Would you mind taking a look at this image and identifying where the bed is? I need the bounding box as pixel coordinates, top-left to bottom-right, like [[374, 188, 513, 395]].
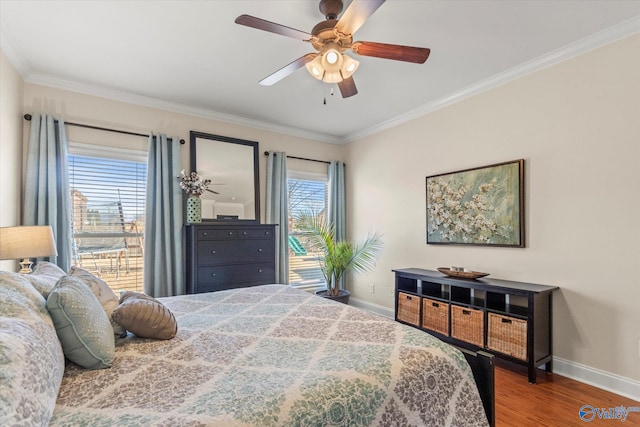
[[1, 268, 493, 427]]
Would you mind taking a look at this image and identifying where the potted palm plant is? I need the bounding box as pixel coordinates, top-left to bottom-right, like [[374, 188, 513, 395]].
[[296, 212, 383, 304]]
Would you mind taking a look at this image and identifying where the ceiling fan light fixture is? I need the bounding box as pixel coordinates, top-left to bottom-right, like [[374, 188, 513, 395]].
[[340, 54, 359, 79], [323, 70, 343, 83], [305, 55, 325, 80], [320, 47, 343, 73], [325, 50, 339, 65]]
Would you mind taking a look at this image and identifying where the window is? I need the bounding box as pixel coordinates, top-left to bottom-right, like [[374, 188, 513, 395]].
[[287, 171, 327, 287], [68, 142, 147, 293]]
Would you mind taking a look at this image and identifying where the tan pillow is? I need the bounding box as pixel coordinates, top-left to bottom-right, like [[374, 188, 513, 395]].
[[112, 293, 177, 340], [68, 266, 126, 338], [22, 261, 66, 298]]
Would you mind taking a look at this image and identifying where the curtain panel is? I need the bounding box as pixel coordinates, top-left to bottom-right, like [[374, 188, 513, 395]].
[[328, 160, 346, 289], [144, 134, 184, 297], [265, 151, 289, 284], [23, 114, 73, 271]]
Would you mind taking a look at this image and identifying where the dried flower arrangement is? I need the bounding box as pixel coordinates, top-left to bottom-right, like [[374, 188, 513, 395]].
[[177, 170, 211, 196]]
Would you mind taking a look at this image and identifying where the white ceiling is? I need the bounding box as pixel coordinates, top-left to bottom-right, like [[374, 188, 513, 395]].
[[1, 1, 639, 144]]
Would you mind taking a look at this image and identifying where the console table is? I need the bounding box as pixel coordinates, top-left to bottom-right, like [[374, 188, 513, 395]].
[[185, 224, 276, 293], [393, 268, 558, 383]]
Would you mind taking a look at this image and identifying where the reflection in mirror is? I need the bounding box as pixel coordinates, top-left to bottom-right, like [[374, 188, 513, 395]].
[[190, 131, 259, 222]]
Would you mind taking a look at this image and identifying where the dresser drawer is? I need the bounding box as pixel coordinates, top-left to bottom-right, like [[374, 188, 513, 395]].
[[197, 240, 274, 265], [238, 228, 274, 239], [197, 263, 275, 286], [197, 228, 237, 239]]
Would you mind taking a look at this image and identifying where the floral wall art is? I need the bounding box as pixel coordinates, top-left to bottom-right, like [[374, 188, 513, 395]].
[[426, 159, 524, 247]]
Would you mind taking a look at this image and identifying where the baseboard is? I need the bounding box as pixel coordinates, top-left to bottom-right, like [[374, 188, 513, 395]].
[[349, 296, 394, 319], [552, 357, 640, 401], [350, 297, 639, 401]]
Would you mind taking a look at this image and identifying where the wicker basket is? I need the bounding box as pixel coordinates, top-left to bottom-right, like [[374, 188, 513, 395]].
[[422, 298, 449, 335], [397, 292, 420, 326], [451, 305, 484, 347], [487, 312, 527, 360]]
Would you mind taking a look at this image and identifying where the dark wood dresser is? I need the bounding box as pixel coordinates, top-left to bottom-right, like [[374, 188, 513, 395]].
[[185, 224, 276, 293]]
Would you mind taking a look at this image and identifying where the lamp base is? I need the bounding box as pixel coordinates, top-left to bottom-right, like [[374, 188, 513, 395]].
[[19, 258, 34, 274]]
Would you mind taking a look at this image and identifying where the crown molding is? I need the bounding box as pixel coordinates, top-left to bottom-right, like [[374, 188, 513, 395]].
[[0, 21, 30, 77], [11, 15, 639, 146], [24, 72, 344, 145], [344, 16, 640, 143]]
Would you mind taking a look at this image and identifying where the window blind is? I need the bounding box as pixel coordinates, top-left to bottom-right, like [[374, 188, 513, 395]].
[[68, 144, 147, 292]]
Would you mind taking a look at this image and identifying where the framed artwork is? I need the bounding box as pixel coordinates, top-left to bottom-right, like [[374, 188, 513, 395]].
[[426, 159, 524, 247]]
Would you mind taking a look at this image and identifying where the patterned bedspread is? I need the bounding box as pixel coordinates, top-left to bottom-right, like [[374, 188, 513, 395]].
[[50, 285, 488, 426]]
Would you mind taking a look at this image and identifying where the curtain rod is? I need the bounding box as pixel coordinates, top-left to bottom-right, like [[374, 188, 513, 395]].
[[263, 151, 337, 165], [23, 114, 185, 144]]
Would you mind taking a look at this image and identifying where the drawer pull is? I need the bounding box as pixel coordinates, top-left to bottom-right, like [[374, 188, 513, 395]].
[[258, 269, 263, 273], [501, 318, 512, 324], [462, 309, 472, 315], [243, 231, 247, 236], [432, 302, 440, 308], [405, 295, 413, 300], [228, 232, 233, 236], [265, 231, 270, 235], [203, 232, 208, 236], [258, 248, 262, 253], [211, 250, 216, 254], [211, 273, 216, 277]]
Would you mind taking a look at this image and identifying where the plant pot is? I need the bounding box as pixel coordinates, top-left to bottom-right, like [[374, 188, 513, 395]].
[[314, 289, 350, 305]]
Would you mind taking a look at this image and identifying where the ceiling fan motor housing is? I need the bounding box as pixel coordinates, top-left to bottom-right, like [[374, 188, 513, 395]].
[[311, 20, 352, 52], [319, 0, 343, 20]]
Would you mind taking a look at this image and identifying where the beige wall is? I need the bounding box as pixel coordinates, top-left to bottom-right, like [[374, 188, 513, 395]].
[[344, 34, 640, 381], [0, 50, 24, 271], [21, 84, 344, 224]]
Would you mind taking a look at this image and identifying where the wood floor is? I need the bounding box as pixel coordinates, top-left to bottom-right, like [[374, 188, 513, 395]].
[[495, 361, 640, 426]]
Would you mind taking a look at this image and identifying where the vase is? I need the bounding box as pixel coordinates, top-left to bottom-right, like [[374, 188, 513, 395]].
[[186, 195, 202, 224]]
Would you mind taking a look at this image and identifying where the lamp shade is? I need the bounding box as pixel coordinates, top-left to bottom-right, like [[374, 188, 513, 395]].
[[0, 226, 58, 260]]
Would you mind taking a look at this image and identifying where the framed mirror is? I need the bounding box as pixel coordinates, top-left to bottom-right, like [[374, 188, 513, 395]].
[[190, 131, 260, 223]]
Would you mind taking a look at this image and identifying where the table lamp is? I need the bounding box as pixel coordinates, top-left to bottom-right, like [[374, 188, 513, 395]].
[[0, 225, 58, 273]]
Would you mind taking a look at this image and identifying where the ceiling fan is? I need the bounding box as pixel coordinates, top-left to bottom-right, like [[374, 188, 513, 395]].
[[235, 0, 431, 98]]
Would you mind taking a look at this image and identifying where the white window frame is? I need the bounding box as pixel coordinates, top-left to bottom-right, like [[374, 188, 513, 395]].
[[287, 168, 328, 291]]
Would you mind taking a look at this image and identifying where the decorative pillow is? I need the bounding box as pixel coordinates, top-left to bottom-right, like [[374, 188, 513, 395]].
[[68, 266, 126, 337], [46, 276, 115, 369], [112, 292, 178, 340], [21, 261, 66, 298], [0, 271, 65, 427]]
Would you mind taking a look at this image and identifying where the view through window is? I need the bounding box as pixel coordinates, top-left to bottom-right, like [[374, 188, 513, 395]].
[[287, 172, 327, 287], [68, 144, 146, 293]]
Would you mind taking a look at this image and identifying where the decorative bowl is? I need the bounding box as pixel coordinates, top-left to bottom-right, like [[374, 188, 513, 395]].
[[437, 267, 489, 280]]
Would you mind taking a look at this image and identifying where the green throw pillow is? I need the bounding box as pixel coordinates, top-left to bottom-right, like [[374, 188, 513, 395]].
[[46, 276, 115, 369], [69, 266, 127, 338]]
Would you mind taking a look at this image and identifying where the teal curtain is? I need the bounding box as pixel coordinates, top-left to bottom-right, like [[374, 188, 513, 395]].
[[144, 134, 184, 297], [23, 114, 73, 271], [265, 151, 289, 284], [328, 160, 346, 288]]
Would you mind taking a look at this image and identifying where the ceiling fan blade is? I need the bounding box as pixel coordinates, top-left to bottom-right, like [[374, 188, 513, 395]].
[[338, 76, 358, 98], [235, 14, 311, 41], [352, 41, 431, 64], [205, 189, 220, 195], [259, 53, 317, 86], [335, 0, 386, 36]]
